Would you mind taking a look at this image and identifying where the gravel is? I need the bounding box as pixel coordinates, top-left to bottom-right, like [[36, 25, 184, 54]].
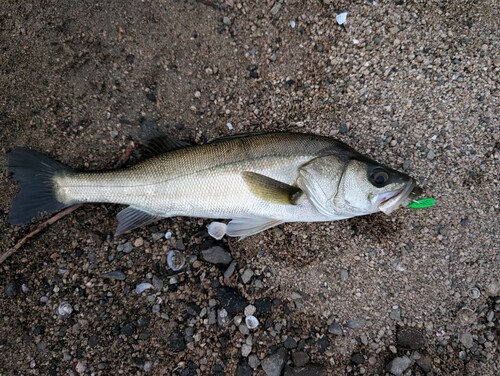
[[1, 0, 498, 374], [201, 246, 232, 265]]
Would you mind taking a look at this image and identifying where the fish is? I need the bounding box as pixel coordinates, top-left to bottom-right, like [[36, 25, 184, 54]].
[[6, 132, 422, 238]]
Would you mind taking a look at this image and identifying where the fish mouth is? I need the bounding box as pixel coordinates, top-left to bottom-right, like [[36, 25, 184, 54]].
[[377, 181, 422, 215]]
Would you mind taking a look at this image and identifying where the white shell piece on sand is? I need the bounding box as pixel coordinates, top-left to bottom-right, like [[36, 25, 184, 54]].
[[245, 315, 259, 329], [207, 221, 227, 240], [135, 282, 154, 294], [336, 12, 348, 25]]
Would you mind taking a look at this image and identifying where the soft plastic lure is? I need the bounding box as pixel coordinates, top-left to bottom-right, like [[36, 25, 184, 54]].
[[407, 197, 436, 209]]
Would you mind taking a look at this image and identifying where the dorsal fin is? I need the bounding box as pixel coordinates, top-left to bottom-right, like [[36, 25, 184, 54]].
[[141, 135, 190, 158], [242, 171, 303, 205]]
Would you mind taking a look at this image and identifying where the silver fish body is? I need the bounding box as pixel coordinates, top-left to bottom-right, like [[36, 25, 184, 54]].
[[7, 132, 420, 237]]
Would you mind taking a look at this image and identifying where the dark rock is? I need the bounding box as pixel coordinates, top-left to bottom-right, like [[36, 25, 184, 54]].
[[292, 351, 310, 367], [283, 364, 325, 376], [415, 355, 432, 373], [137, 316, 150, 327], [185, 302, 201, 316], [237, 360, 253, 376], [201, 246, 232, 265], [33, 325, 45, 336], [168, 330, 186, 352], [4, 281, 19, 297], [284, 336, 297, 349], [249, 70, 259, 79], [217, 287, 248, 315], [126, 54, 135, 64], [339, 124, 349, 134], [317, 337, 330, 353], [261, 347, 287, 376], [255, 298, 273, 315], [396, 327, 425, 350], [328, 322, 343, 336], [88, 335, 98, 348], [121, 322, 136, 336], [351, 352, 365, 365]]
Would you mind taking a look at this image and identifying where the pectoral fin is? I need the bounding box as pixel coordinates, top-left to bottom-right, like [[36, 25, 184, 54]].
[[242, 171, 303, 205], [226, 217, 284, 239], [115, 206, 163, 236]]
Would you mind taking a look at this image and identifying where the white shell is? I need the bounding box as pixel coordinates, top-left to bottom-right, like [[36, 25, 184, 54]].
[[135, 282, 154, 294], [167, 249, 185, 271], [336, 12, 348, 25], [207, 221, 227, 240], [245, 315, 259, 330], [164, 231, 172, 239], [58, 301, 73, 317]]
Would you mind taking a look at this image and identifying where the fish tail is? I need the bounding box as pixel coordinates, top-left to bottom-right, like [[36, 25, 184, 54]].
[[7, 148, 74, 225]]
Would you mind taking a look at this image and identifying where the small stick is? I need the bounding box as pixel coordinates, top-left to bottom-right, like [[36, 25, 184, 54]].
[[1, 141, 136, 265]]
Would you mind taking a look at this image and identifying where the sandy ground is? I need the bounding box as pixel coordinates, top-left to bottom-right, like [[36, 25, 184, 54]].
[[1, 0, 498, 375]]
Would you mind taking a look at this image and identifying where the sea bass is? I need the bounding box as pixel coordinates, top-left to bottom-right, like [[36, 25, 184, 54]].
[[7, 132, 421, 238]]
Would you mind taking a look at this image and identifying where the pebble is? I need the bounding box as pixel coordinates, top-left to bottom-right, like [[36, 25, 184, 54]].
[[223, 16, 231, 26], [122, 241, 133, 253], [284, 336, 297, 349], [217, 308, 229, 327], [261, 347, 288, 376], [201, 246, 232, 265], [121, 322, 136, 336], [426, 150, 435, 160], [340, 269, 349, 281], [248, 354, 260, 369], [244, 305, 256, 317], [241, 343, 252, 357], [351, 352, 365, 365], [460, 332, 474, 349], [390, 306, 401, 321], [102, 270, 126, 281], [241, 269, 254, 284], [270, 3, 281, 16], [217, 287, 248, 315], [224, 260, 237, 278], [292, 351, 309, 367], [396, 327, 425, 350], [237, 362, 253, 376], [152, 275, 164, 290], [5, 281, 19, 297], [328, 322, 343, 336], [386, 356, 413, 376], [133, 237, 144, 247], [346, 319, 367, 329], [168, 330, 186, 352]]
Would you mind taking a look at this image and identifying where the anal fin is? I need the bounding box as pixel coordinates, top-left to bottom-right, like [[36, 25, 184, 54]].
[[115, 206, 163, 236], [242, 171, 302, 205], [226, 217, 283, 239]]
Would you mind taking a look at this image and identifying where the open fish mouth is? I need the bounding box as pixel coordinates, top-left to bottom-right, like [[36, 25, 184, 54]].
[[377, 181, 421, 214]]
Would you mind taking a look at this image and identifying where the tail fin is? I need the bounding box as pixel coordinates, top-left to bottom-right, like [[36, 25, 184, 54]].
[[7, 148, 74, 225]]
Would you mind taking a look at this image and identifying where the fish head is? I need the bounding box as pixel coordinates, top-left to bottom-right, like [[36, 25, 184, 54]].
[[334, 159, 421, 215]]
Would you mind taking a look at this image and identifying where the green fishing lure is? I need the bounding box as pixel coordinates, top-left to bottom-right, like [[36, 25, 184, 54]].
[[407, 197, 436, 209]]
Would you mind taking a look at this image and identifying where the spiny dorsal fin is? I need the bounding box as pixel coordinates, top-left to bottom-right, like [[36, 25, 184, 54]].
[[242, 171, 303, 205], [141, 135, 190, 158]]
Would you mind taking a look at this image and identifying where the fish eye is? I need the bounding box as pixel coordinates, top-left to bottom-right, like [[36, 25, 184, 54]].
[[370, 168, 390, 187]]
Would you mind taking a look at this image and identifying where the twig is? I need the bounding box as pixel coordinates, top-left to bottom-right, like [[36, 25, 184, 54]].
[[1, 141, 136, 264]]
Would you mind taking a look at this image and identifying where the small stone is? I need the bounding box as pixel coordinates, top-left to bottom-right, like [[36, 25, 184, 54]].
[[284, 336, 297, 349], [292, 351, 309, 367], [485, 282, 499, 297], [121, 322, 136, 336], [346, 319, 367, 329], [270, 3, 281, 16], [102, 270, 126, 281], [339, 124, 348, 134], [248, 354, 260, 369], [426, 150, 435, 160], [152, 276, 164, 290], [224, 260, 237, 278], [201, 246, 232, 265], [396, 327, 425, 350], [415, 355, 432, 373], [237, 362, 253, 376], [340, 269, 349, 281], [241, 269, 254, 284], [242, 344, 252, 357], [386, 356, 413, 376], [5, 281, 19, 297], [122, 241, 133, 253], [460, 332, 474, 349], [244, 305, 256, 317], [261, 347, 288, 376], [133, 237, 144, 247], [217, 287, 248, 315], [283, 365, 325, 376], [168, 330, 186, 352], [351, 352, 365, 365], [328, 322, 343, 336], [390, 307, 401, 321], [223, 16, 231, 26]]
